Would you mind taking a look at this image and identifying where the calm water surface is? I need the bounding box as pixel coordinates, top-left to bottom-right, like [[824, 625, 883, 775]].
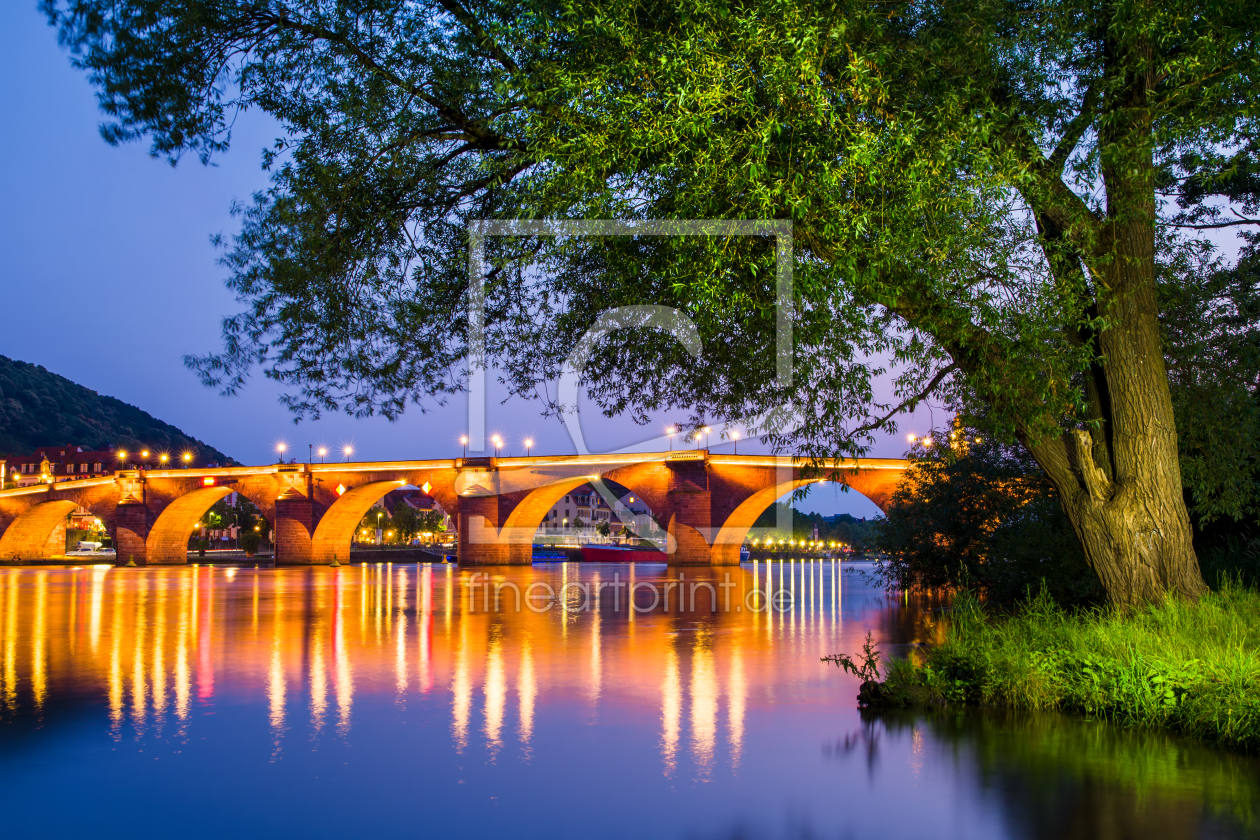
[[0, 561, 1256, 839]]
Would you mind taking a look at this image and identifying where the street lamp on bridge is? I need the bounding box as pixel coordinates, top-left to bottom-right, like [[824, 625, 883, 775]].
[[276, 442, 287, 464], [344, 445, 353, 462]]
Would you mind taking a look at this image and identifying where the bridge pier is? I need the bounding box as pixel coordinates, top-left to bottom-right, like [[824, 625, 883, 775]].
[[114, 496, 152, 564], [274, 488, 315, 564]]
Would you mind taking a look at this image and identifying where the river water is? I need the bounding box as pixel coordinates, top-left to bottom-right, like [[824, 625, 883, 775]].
[[0, 561, 1255, 839]]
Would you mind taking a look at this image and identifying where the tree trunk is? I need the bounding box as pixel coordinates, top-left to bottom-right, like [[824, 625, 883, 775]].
[[1028, 213, 1208, 607]]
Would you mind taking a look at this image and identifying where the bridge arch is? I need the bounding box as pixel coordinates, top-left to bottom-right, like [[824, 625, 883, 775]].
[[710, 477, 831, 564], [310, 480, 409, 563], [500, 476, 599, 545], [144, 486, 238, 564], [0, 500, 80, 560]]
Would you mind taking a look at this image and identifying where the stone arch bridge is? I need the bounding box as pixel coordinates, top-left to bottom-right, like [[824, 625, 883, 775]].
[[0, 452, 907, 566]]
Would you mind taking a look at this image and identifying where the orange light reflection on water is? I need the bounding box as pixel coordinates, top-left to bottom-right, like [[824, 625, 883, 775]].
[[0, 562, 931, 779]]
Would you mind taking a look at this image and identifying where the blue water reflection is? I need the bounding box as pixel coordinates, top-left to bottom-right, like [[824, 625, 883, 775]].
[[0, 562, 1254, 839]]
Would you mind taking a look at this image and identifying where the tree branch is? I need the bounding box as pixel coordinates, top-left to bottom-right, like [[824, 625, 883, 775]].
[[1048, 82, 1098, 176], [845, 363, 959, 439], [437, 0, 520, 73]]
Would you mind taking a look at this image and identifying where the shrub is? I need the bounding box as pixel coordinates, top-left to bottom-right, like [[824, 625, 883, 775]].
[[881, 585, 1260, 752], [239, 531, 261, 556]]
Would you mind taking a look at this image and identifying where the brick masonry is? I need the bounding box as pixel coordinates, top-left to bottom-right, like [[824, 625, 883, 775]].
[[0, 455, 906, 566]]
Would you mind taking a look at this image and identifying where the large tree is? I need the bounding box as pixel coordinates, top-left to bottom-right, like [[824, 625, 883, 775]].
[[44, 0, 1258, 605]]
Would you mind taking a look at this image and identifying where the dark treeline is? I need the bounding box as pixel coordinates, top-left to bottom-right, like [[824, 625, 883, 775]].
[[0, 355, 231, 461], [753, 502, 878, 548]]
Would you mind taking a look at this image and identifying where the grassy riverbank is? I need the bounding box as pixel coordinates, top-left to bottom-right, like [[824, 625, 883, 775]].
[[883, 583, 1260, 753]]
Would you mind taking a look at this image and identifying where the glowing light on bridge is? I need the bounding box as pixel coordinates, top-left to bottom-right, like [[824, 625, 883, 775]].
[[182, 452, 193, 465], [336, 484, 347, 496], [421, 481, 432, 495], [202, 477, 216, 486]]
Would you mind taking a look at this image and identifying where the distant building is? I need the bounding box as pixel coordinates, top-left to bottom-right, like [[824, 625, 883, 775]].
[[0, 444, 120, 487], [538, 483, 661, 539], [0, 443, 223, 488]]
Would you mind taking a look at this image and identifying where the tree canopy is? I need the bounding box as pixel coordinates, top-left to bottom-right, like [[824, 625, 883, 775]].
[[43, 0, 1260, 603]]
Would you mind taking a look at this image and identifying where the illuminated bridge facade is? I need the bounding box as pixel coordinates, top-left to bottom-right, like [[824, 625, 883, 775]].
[[0, 452, 907, 566]]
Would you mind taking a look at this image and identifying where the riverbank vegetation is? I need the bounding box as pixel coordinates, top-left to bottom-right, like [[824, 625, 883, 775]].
[[877, 586, 1260, 753]]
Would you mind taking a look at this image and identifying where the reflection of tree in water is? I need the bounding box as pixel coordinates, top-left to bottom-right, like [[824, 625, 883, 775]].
[[862, 584, 953, 658], [826, 709, 1260, 840]]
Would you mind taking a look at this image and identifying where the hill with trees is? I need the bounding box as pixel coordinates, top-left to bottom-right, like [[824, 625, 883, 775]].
[[0, 355, 232, 462]]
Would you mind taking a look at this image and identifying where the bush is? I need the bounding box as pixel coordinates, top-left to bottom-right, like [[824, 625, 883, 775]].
[[880, 585, 1260, 752], [1198, 536, 1260, 589], [239, 531, 261, 556], [873, 422, 1102, 605]]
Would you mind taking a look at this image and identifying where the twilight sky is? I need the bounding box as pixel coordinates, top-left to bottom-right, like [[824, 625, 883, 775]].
[[0, 4, 960, 518]]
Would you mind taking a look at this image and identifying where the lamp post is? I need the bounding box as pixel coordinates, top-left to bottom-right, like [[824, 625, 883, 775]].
[[666, 426, 676, 451], [182, 452, 193, 468], [460, 435, 468, 458], [730, 430, 740, 454], [492, 435, 502, 457], [344, 445, 353, 462], [318, 447, 327, 463], [160, 453, 169, 468], [524, 438, 534, 457], [276, 442, 287, 464]]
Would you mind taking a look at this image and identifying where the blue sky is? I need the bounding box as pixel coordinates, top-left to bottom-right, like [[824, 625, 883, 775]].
[[0, 4, 964, 518]]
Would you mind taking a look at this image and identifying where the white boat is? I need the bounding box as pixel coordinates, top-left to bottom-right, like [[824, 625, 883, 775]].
[[65, 541, 116, 558]]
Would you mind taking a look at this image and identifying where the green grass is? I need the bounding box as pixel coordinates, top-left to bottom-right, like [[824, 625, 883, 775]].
[[884, 581, 1260, 753]]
